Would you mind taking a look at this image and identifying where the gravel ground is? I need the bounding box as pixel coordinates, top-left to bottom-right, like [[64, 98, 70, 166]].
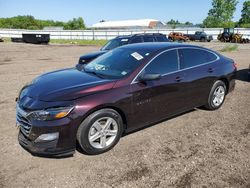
[[0, 42, 249, 188]]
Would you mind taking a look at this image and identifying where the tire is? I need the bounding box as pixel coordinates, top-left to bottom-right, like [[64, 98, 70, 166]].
[[200, 37, 206, 42], [77, 108, 123, 155], [205, 80, 227, 110]]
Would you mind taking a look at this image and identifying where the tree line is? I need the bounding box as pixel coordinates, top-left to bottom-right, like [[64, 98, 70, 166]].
[[0, 16, 86, 30], [0, 0, 249, 30], [167, 0, 249, 28], [203, 0, 250, 28]]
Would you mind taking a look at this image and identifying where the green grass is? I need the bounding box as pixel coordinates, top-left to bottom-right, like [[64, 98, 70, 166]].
[[220, 44, 238, 52], [1, 38, 108, 46], [1, 38, 11, 42], [50, 39, 108, 46]]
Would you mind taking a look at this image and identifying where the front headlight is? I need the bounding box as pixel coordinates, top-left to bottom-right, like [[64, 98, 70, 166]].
[[28, 106, 74, 121]]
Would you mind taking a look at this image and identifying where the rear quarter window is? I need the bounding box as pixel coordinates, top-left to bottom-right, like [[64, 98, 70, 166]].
[[179, 48, 214, 69], [207, 51, 218, 61]]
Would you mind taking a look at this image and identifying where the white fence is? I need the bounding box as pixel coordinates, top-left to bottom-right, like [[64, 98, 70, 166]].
[[0, 28, 250, 40]]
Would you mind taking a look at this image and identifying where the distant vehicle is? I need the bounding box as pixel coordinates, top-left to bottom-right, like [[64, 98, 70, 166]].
[[217, 28, 249, 43], [16, 43, 236, 156], [168, 32, 189, 42], [22, 34, 50, 44], [11, 38, 24, 43], [78, 33, 170, 65], [184, 31, 213, 42]]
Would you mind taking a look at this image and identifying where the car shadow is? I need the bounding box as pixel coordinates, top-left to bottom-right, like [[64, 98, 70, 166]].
[[236, 69, 249, 82], [76, 142, 93, 155], [20, 144, 74, 159], [122, 109, 196, 137]]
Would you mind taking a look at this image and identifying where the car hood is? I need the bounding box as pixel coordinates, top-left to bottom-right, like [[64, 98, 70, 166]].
[[20, 68, 115, 102]]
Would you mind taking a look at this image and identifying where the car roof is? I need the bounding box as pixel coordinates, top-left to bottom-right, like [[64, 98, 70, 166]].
[[115, 33, 165, 39], [119, 42, 202, 53]]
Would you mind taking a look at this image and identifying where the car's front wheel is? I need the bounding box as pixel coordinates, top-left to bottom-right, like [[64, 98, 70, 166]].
[[77, 108, 123, 155], [205, 80, 227, 110]]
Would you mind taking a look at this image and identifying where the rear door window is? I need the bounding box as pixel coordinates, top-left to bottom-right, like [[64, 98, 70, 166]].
[[179, 48, 210, 69], [142, 36, 155, 42], [144, 50, 178, 75], [130, 36, 143, 44], [155, 36, 168, 42]]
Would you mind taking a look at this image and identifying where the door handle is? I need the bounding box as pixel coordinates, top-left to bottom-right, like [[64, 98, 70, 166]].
[[175, 76, 183, 82], [208, 68, 214, 73]]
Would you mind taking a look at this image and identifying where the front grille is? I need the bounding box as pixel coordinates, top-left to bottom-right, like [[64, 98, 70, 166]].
[[16, 105, 31, 136]]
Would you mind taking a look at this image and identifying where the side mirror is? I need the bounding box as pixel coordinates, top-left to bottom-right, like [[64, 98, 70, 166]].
[[138, 73, 161, 82], [76, 63, 85, 71]]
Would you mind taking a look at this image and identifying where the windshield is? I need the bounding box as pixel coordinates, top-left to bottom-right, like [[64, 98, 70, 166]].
[[84, 48, 150, 79], [101, 38, 129, 51]]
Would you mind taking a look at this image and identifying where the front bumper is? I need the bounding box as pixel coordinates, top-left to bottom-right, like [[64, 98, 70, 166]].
[[16, 105, 82, 157], [18, 130, 75, 157]]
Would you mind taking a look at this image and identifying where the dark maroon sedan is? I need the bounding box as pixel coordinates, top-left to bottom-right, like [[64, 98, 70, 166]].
[[16, 43, 236, 156]]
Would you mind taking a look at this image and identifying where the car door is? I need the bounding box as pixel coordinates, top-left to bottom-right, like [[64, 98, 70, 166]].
[[178, 48, 219, 108], [130, 49, 186, 130]]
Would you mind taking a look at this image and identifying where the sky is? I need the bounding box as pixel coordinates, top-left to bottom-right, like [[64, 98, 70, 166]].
[[0, 0, 245, 27]]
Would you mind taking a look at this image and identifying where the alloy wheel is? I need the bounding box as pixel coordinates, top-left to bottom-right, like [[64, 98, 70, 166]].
[[212, 86, 225, 107], [88, 117, 118, 149]]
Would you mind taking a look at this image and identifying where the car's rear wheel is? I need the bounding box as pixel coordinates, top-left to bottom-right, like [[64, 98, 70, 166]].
[[77, 108, 123, 155], [205, 80, 227, 110], [201, 37, 206, 42]]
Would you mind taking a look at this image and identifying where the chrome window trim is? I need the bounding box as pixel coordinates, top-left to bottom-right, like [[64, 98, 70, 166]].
[[131, 47, 220, 84], [176, 49, 181, 70]]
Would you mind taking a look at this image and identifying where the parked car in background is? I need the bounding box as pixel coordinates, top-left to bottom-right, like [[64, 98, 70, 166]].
[[168, 32, 189, 42], [16, 43, 236, 156], [184, 31, 213, 42], [78, 33, 169, 65]]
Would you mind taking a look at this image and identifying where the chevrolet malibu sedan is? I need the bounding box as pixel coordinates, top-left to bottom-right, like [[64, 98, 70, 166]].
[[16, 43, 236, 156]]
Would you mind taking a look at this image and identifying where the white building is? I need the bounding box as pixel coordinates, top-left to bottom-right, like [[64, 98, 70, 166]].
[[43, 26, 64, 30], [92, 19, 165, 29]]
